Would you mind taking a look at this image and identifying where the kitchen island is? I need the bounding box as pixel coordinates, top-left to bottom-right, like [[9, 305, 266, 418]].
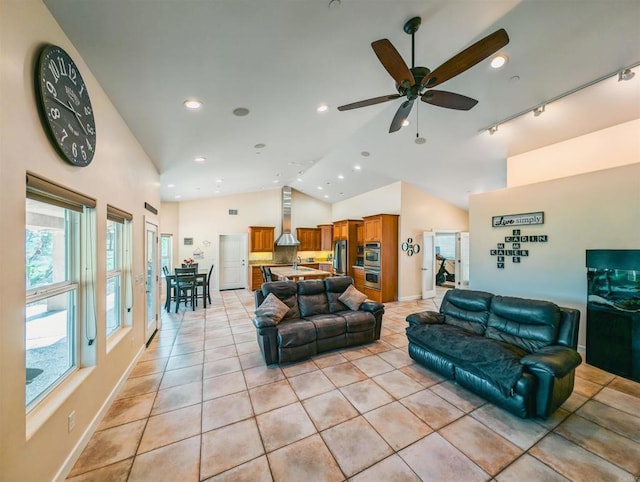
[[270, 265, 332, 281]]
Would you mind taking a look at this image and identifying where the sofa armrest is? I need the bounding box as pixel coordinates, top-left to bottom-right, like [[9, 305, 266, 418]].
[[406, 311, 444, 327], [253, 315, 277, 331], [520, 345, 582, 378], [360, 301, 384, 313]]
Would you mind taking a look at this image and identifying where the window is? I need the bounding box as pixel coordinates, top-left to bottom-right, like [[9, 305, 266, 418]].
[[25, 173, 96, 409], [160, 234, 173, 275], [106, 205, 132, 338]]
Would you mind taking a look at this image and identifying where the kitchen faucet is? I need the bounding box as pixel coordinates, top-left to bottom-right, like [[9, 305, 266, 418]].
[[293, 255, 301, 270]]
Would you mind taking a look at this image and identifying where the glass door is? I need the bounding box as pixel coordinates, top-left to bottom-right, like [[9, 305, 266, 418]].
[[145, 220, 159, 343]]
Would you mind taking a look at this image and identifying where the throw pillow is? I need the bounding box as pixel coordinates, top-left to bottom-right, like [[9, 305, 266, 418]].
[[256, 292, 290, 324], [338, 284, 367, 311]]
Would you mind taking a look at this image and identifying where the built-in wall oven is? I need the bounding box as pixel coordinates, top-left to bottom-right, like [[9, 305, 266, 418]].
[[364, 242, 381, 268], [364, 268, 381, 290]]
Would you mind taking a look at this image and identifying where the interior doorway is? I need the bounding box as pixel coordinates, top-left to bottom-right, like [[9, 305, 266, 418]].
[[422, 231, 469, 298], [218, 234, 247, 290], [144, 219, 159, 343]]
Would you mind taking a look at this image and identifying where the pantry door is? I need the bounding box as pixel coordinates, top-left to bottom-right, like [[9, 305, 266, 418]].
[[219, 234, 246, 290]]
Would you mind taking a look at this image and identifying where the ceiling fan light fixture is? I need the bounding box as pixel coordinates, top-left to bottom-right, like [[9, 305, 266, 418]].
[[533, 104, 546, 117], [488, 125, 499, 135], [490, 54, 508, 69], [618, 68, 635, 81], [401, 119, 410, 127]]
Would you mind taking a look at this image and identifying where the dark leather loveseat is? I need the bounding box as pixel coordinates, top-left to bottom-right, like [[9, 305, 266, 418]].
[[253, 276, 384, 365], [406, 289, 582, 419]]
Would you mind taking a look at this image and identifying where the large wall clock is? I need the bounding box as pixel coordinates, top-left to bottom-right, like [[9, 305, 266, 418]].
[[35, 45, 96, 167]]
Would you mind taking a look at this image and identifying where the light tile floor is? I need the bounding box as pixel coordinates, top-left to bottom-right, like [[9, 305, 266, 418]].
[[68, 289, 640, 481]]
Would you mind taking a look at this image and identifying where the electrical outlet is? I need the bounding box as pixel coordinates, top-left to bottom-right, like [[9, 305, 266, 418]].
[[68, 411, 76, 433]]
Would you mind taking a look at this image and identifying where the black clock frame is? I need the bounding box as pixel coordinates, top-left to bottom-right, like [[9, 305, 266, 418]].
[[35, 45, 96, 167]]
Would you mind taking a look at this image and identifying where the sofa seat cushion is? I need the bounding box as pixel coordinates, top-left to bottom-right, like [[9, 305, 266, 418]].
[[306, 314, 346, 339], [406, 323, 527, 396], [339, 310, 376, 333], [486, 296, 561, 353], [278, 320, 316, 348]]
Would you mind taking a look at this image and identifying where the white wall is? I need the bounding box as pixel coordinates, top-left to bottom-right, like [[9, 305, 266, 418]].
[[399, 182, 469, 300], [1, 1, 160, 480], [507, 119, 640, 187], [331, 182, 401, 220], [469, 163, 640, 350]]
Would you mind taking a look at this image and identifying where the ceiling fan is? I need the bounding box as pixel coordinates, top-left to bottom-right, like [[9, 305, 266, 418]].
[[337, 17, 509, 133]]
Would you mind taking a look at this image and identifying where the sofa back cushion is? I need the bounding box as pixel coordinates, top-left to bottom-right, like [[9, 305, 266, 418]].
[[440, 289, 493, 335], [324, 276, 353, 312], [486, 296, 561, 352], [298, 280, 329, 317], [261, 281, 300, 321]]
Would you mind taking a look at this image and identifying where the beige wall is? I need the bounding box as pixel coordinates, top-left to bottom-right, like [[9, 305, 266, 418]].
[[1, 1, 160, 480], [160, 188, 332, 288], [399, 182, 469, 300], [469, 163, 640, 351], [507, 119, 640, 187], [331, 182, 402, 220]]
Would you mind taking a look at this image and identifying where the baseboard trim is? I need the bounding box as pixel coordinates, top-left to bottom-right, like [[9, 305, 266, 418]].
[[54, 344, 145, 482], [398, 294, 423, 301]]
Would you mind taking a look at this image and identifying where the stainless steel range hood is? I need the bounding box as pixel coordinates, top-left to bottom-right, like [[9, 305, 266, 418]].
[[275, 186, 300, 246]]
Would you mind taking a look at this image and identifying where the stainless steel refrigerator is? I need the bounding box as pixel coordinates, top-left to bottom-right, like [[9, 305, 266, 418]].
[[333, 240, 347, 275]]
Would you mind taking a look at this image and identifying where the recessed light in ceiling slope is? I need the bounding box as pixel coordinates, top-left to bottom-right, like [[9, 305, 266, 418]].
[[490, 54, 508, 69], [233, 107, 250, 116], [183, 98, 202, 110]]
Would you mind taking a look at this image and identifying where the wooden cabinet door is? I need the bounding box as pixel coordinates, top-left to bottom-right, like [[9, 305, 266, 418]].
[[333, 221, 347, 240], [297, 228, 320, 251], [353, 268, 365, 291], [364, 217, 381, 242], [249, 227, 274, 252], [319, 224, 333, 250]]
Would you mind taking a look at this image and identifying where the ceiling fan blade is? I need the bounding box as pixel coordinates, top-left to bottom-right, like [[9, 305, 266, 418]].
[[422, 28, 509, 88], [421, 90, 478, 110], [337, 94, 401, 111], [389, 99, 414, 133], [371, 39, 415, 87]]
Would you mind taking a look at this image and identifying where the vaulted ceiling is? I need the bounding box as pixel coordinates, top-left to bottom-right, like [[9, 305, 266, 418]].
[[44, 0, 640, 209]]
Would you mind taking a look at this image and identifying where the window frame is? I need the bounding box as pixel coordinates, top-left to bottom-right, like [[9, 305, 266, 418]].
[[106, 204, 133, 342]]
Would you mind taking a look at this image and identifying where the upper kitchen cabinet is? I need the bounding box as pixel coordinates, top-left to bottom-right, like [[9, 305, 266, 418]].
[[249, 226, 275, 252], [318, 224, 333, 251], [363, 216, 382, 242], [333, 220, 348, 240], [296, 227, 321, 251]]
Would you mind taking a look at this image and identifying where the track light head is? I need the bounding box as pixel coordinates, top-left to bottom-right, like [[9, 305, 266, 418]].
[[488, 125, 498, 135], [618, 68, 635, 82], [533, 104, 546, 117]]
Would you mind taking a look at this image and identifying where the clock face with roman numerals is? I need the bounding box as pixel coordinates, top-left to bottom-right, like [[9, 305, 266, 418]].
[[36, 45, 96, 167]]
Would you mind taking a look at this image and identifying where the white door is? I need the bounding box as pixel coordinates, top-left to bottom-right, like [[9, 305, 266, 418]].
[[219, 234, 246, 290], [421, 232, 436, 299], [456, 232, 470, 289], [145, 220, 159, 343]]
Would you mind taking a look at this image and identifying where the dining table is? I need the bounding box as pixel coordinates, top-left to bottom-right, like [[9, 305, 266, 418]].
[[270, 265, 332, 282], [164, 269, 209, 311]]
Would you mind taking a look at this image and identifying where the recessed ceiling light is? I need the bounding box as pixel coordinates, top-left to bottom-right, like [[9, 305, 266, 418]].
[[175, 194, 182, 199], [324, 195, 329, 199], [337, 174, 344, 180], [317, 186, 323, 190], [360, 151, 370, 157], [273, 179, 280, 183], [316, 104, 329, 113], [167, 183, 175, 188], [183, 98, 202, 110], [194, 156, 206, 162], [297, 177, 303, 182], [415, 137, 426, 144], [354, 165, 362, 170], [401, 119, 410, 127], [254, 143, 266, 149], [491, 54, 508, 69], [328, 0, 341, 8], [215, 178, 223, 183], [233, 107, 250, 116]]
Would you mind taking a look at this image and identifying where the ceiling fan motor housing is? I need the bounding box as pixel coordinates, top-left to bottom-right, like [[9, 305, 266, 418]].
[[396, 66, 431, 98]]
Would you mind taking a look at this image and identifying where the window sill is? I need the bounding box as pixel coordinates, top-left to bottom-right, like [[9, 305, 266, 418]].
[[26, 366, 94, 441]]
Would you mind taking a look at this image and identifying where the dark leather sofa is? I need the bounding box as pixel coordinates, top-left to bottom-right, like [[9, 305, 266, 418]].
[[253, 276, 384, 365], [406, 289, 582, 419]]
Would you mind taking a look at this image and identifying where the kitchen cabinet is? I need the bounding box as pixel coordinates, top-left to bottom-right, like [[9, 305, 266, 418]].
[[352, 266, 364, 292], [363, 216, 381, 242], [356, 224, 364, 245], [333, 221, 348, 241], [249, 265, 264, 291], [249, 226, 275, 252], [363, 214, 399, 302], [318, 224, 333, 251], [296, 228, 321, 251], [318, 262, 333, 274]]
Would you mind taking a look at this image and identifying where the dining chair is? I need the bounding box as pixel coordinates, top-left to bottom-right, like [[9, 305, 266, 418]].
[[162, 265, 177, 312], [197, 264, 214, 304], [260, 266, 274, 282], [182, 263, 199, 271], [174, 267, 196, 312]]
